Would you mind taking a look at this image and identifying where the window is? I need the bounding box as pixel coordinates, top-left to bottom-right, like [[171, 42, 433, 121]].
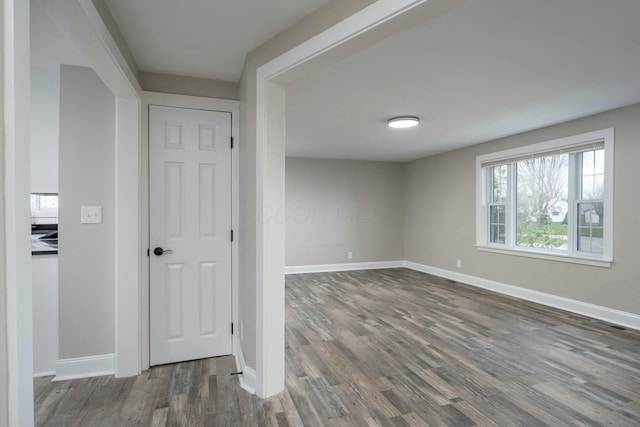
[[30, 193, 58, 212], [476, 129, 613, 267], [489, 164, 507, 244], [31, 193, 59, 226]]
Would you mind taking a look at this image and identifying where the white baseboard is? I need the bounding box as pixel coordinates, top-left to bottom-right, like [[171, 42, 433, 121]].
[[241, 366, 257, 395], [33, 371, 55, 378], [285, 260, 404, 275], [53, 353, 115, 381], [234, 335, 244, 373], [405, 261, 640, 331], [234, 336, 256, 394]]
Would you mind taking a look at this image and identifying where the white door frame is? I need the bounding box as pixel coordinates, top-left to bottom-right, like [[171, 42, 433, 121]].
[[254, 0, 428, 397], [3, 0, 33, 424], [142, 92, 240, 372], [40, 0, 143, 379]]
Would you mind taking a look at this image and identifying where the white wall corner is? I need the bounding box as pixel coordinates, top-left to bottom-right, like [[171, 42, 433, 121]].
[[114, 95, 142, 379], [404, 261, 640, 331], [53, 354, 115, 381], [285, 261, 405, 275], [4, 0, 35, 424], [234, 336, 256, 395]]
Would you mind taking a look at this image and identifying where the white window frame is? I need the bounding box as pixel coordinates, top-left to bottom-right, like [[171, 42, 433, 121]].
[[476, 128, 614, 268]]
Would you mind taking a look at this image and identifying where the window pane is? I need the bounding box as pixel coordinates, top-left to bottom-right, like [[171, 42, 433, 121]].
[[40, 195, 59, 210], [593, 175, 604, 199], [489, 205, 505, 244], [30, 194, 59, 211], [594, 149, 605, 175], [515, 154, 568, 249], [491, 165, 508, 203], [581, 149, 604, 200], [582, 176, 594, 198], [578, 202, 604, 254], [582, 150, 594, 175]]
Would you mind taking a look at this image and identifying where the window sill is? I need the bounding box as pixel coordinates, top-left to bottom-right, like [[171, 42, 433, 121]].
[[476, 245, 612, 268]]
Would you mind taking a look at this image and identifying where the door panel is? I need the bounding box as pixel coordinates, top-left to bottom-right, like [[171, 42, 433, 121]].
[[149, 105, 232, 366]]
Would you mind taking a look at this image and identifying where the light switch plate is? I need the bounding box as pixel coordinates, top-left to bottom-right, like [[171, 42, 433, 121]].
[[81, 206, 102, 224]]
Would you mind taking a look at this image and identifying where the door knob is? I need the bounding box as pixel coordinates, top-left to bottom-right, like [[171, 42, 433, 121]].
[[153, 247, 173, 256]]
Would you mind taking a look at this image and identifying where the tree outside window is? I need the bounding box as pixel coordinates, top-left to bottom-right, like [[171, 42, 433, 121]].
[[516, 154, 568, 249]]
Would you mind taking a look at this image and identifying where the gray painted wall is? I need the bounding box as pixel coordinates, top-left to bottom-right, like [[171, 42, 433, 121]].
[[30, 66, 59, 193], [140, 72, 239, 100], [32, 255, 58, 375], [58, 65, 115, 359], [404, 102, 640, 315], [286, 158, 404, 266]]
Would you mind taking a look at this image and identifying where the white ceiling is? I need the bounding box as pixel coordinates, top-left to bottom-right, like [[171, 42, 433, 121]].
[[286, 0, 640, 162], [42, 0, 640, 162], [103, 0, 329, 82]]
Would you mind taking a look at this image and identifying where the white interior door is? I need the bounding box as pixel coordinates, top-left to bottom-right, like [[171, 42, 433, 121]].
[[149, 105, 232, 366]]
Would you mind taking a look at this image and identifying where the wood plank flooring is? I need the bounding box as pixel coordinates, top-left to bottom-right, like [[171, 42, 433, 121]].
[[35, 268, 640, 426]]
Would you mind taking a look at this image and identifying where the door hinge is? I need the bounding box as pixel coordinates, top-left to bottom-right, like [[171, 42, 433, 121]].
[[231, 229, 234, 242], [147, 248, 150, 257], [231, 323, 234, 335], [230, 136, 234, 149]]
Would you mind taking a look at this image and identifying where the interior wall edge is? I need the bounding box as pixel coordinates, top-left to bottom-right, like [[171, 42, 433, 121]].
[[0, 0, 8, 422], [89, 0, 141, 82], [4, 0, 34, 424]]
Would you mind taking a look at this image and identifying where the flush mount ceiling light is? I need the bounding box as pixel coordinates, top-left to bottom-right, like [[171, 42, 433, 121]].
[[387, 116, 420, 129]]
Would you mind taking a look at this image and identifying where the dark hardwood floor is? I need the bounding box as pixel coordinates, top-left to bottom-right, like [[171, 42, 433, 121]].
[[35, 268, 640, 426]]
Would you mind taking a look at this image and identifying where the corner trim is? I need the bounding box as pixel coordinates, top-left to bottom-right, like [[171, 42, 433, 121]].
[[404, 261, 640, 331], [285, 261, 405, 275], [233, 337, 256, 394], [53, 354, 115, 381]]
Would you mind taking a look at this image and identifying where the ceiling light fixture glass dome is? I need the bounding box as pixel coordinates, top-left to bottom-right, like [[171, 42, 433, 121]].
[[387, 116, 420, 129]]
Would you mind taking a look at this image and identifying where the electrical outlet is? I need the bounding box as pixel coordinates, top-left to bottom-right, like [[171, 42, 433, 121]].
[[348, 252, 353, 260], [456, 259, 462, 268]]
